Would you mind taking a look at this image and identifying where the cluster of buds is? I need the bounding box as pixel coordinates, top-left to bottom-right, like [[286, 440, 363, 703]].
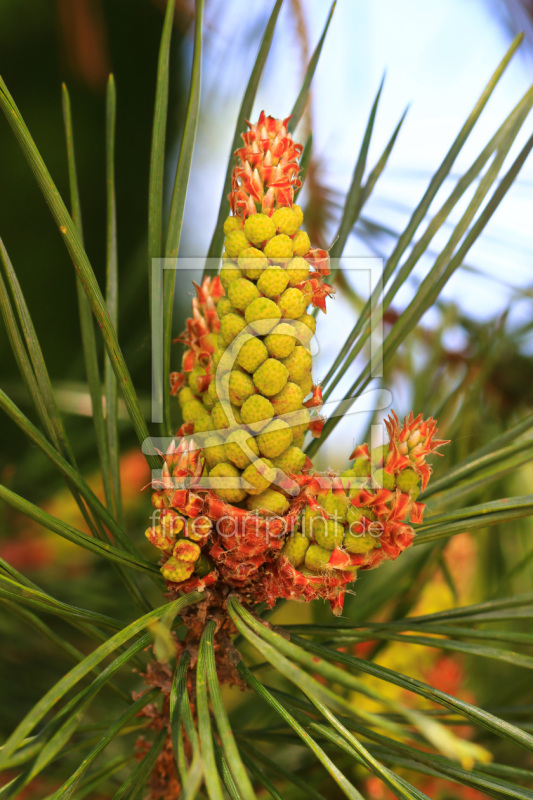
[[230, 111, 303, 218], [169, 276, 223, 417], [145, 416, 446, 614], [147, 441, 217, 590], [144, 113, 448, 615], [267, 413, 447, 611]]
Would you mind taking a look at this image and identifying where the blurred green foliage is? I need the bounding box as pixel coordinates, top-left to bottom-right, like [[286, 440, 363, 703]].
[[0, 0, 185, 475]]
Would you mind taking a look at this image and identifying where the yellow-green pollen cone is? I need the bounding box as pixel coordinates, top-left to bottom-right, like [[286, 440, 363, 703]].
[[149, 113, 447, 614]]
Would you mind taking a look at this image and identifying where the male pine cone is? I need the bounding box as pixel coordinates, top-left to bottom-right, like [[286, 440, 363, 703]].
[[146, 113, 448, 614], [176, 111, 329, 515]]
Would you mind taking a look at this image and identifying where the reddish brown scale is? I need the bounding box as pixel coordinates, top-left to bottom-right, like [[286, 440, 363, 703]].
[[170, 276, 222, 405]]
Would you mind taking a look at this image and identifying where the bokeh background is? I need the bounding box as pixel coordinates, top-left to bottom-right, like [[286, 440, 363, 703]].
[[1, 2, 532, 797], [1, 0, 532, 475]]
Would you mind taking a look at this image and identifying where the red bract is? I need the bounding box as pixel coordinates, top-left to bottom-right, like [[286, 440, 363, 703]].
[[385, 410, 450, 489], [307, 247, 331, 276], [298, 275, 335, 313], [170, 276, 222, 403]]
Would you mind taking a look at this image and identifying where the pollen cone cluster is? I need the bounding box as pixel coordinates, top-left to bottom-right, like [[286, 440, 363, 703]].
[[145, 113, 448, 615]]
